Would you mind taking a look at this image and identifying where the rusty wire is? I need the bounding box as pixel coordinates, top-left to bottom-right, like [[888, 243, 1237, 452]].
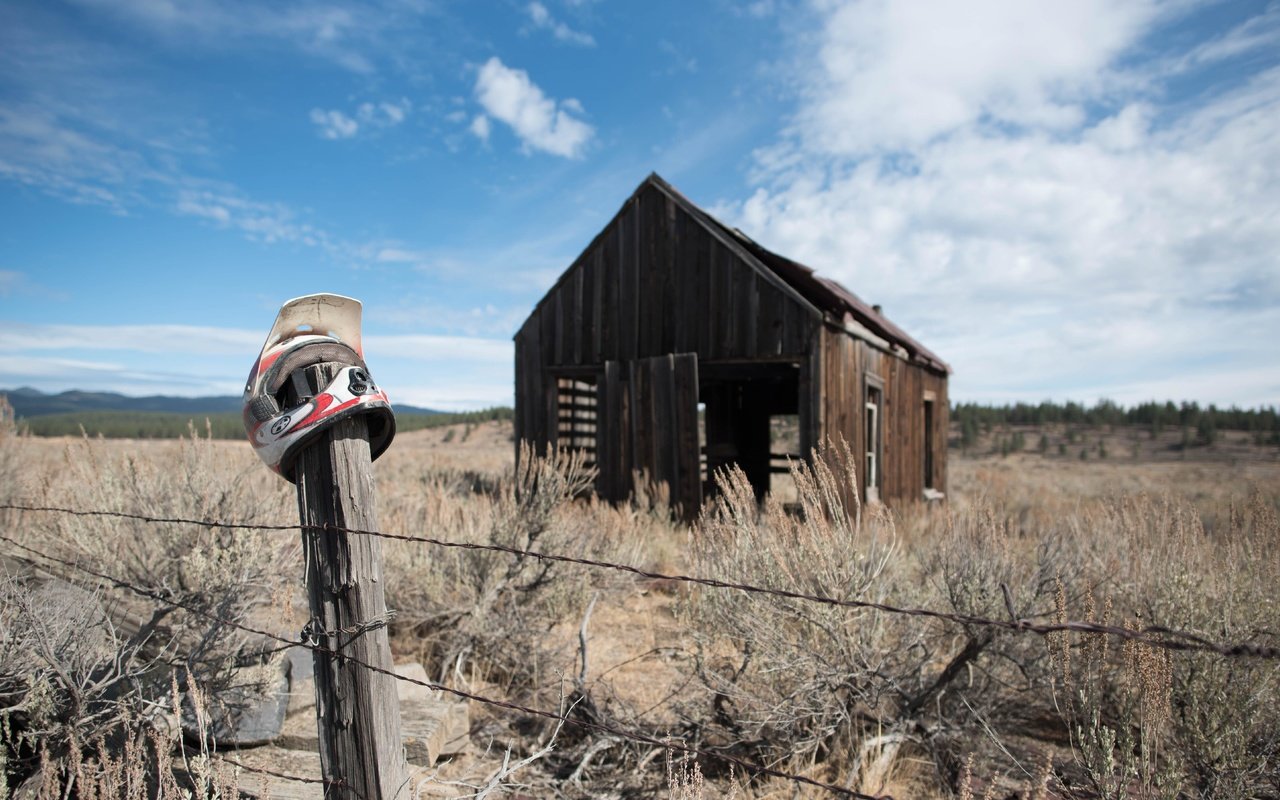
[[3, 503, 1277, 660]]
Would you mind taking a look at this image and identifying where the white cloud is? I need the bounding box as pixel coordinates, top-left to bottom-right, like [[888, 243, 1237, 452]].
[[473, 57, 594, 158], [310, 99, 409, 139], [470, 114, 491, 141], [525, 2, 596, 47], [722, 0, 1280, 406], [0, 103, 148, 211], [379, 300, 529, 338], [314, 107, 361, 139], [1176, 5, 1280, 71], [795, 0, 1162, 156], [0, 355, 231, 393], [391, 381, 515, 412], [176, 189, 332, 247], [365, 334, 512, 364], [0, 323, 261, 355], [0, 15, 361, 259], [375, 247, 427, 264], [378, 100, 408, 123]]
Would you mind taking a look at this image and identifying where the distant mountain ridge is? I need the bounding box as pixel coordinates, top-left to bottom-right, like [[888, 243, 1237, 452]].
[[2, 387, 443, 418]]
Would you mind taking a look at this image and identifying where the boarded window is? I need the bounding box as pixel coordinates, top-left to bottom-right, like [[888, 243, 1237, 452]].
[[556, 376, 597, 468]]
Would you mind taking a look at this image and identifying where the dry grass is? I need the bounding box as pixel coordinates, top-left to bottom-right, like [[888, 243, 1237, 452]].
[[2, 418, 1277, 798]]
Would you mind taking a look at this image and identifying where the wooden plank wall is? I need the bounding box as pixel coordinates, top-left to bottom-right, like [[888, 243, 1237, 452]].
[[523, 183, 815, 374], [607, 354, 701, 519], [818, 325, 949, 509], [596, 360, 628, 502]]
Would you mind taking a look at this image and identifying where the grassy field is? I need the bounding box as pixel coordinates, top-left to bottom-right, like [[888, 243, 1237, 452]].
[[1, 417, 1277, 798]]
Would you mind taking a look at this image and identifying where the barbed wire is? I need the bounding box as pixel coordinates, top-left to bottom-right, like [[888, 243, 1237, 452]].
[[0, 533, 889, 800], [4, 503, 1277, 660], [219, 757, 364, 799]]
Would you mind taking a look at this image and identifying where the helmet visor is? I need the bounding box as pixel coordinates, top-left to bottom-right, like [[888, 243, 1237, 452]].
[[258, 293, 364, 360]]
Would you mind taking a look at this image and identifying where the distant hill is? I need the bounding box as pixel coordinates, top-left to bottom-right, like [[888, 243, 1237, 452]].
[[2, 387, 444, 418], [1, 387, 511, 440]]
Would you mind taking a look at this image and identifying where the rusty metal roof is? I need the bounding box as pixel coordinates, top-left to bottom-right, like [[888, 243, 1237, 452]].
[[648, 174, 951, 375]]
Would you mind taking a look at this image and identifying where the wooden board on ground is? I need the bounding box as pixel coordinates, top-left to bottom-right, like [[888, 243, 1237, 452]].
[[279, 661, 470, 767], [229, 748, 442, 800]]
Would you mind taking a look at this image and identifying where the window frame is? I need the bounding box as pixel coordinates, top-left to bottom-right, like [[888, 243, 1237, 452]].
[[863, 374, 885, 499]]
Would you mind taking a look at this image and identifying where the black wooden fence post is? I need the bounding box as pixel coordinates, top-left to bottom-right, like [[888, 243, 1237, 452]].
[[293, 361, 410, 800]]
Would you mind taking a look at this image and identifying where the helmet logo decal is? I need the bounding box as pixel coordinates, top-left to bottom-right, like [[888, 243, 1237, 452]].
[[349, 368, 372, 395], [270, 415, 292, 435]]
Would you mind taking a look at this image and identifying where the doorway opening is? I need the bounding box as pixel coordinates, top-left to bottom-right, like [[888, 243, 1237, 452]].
[[699, 362, 800, 503]]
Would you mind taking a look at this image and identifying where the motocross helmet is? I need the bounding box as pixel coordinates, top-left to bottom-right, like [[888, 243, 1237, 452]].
[[242, 293, 395, 482]]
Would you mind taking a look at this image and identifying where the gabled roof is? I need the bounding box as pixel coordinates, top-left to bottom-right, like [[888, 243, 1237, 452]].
[[645, 174, 950, 374]]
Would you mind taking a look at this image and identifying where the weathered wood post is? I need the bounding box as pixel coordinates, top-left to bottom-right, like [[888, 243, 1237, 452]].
[[292, 361, 410, 800]]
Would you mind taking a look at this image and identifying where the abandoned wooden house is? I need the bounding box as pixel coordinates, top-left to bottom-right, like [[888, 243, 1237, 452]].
[[513, 173, 950, 518]]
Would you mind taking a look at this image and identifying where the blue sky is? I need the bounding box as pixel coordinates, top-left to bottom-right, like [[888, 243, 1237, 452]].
[[1, 0, 1277, 411]]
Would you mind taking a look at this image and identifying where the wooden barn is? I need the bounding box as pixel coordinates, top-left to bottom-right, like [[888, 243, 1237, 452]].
[[513, 173, 950, 518]]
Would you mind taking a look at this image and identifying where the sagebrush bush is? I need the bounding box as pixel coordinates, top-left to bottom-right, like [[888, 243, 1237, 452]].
[[381, 444, 646, 696], [1052, 491, 1280, 799], [0, 423, 290, 794], [688, 447, 908, 776], [686, 444, 1082, 793]]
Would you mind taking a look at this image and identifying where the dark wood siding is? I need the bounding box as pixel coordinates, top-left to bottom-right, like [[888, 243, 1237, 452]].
[[816, 324, 949, 509], [521, 184, 818, 373]]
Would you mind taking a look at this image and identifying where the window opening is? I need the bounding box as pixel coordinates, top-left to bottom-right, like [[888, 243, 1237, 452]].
[[865, 385, 882, 498], [556, 376, 597, 468], [923, 398, 935, 489]]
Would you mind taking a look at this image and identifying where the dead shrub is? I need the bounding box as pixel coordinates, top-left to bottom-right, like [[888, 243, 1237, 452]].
[[382, 444, 639, 696], [0, 424, 290, 792], [687, 443, 1084, 792]]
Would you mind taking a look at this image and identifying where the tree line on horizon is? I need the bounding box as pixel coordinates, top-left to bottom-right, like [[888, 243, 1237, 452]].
[[953, 399, 1280, 449]]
